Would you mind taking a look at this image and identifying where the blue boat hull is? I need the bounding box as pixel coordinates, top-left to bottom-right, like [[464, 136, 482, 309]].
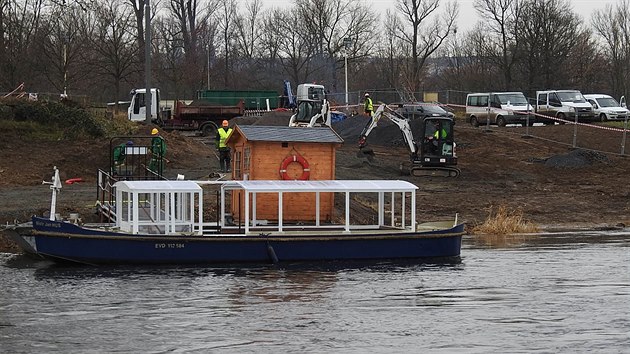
[[9, 217, 464, 265]]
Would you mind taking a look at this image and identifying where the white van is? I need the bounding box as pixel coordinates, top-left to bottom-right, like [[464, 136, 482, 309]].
[[584, 94, 629, 121], [466, 92, 533, 127], [535, 90, 594, 123]]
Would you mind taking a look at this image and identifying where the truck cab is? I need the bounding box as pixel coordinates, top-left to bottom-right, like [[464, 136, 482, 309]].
[[535, 90, 594, 124], [128, 88, 160, 122]]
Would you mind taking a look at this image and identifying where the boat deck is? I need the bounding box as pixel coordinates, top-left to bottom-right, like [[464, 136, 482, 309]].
[[107, 179, 421, 236]]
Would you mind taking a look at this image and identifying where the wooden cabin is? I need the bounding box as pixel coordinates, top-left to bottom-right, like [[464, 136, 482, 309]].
[[226, 125, 344, 223]]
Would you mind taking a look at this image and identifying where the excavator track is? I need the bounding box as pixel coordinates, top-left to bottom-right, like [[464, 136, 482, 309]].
[[411, 166, 460, 178]]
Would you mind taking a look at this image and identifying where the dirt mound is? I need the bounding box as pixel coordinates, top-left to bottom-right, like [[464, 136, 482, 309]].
[[253, 111, 292, 126], [332, 114, 429, 149], [544, 149, 610, 168]]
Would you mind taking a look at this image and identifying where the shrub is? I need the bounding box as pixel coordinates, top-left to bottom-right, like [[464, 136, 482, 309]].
[[471, 205, 539, 235], [0, 99, 138, 139]]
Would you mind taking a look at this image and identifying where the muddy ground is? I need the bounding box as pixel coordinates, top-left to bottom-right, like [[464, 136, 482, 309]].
[[2, 111, 629, 252]]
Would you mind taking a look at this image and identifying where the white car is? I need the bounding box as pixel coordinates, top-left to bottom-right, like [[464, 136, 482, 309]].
[[584, 94, 629, 121]]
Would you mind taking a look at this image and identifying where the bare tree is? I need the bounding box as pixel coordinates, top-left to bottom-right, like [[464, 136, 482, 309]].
[[516, 0, 581, 93], [33, 2, 92, 95], [293, 0, 376, 92], [439, 24, 499, 94], [234, 0, 262, 59], [152, 16, 187, 97], [169, 0, 212, 55], [379, 11, 406, 92], [262, 7, 315, 85], [592, 0, 630, 100], [216, 0, 238, 87], [88, 0, 139, 103], [474, 0, 522, 90], [564, 29, 606, 93], [393, 0, 458, 94], [0, 0, 44, 90], [166, 0, 215, 92], [125, 0, 147, 70]]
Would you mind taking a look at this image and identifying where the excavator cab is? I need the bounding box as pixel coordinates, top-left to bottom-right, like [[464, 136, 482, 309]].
[[288, 84, 331, 127], [415, 117, 458, 176]]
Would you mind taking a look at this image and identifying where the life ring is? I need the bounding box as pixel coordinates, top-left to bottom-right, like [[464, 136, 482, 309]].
[[279, 155, 310, 180]]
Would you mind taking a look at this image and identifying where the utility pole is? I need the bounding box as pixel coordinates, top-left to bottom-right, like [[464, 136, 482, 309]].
[[144, 0, 152, 123], [343, 37, 352, 108], [62, 0, 68, 98], [63, 36, 67, 97]]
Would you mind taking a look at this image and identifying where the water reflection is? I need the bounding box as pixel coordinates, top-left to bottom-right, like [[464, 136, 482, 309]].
[[469, 233, 534, 248], [1, 232, 628, 353], [467, 230, 630, 249]]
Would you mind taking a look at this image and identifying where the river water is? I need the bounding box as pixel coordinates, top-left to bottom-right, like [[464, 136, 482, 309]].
[[1, 232, 628, 353]]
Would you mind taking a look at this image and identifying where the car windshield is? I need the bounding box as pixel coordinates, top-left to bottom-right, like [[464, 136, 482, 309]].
[[556, 91, 586, 103], [596, 97, 620, 108], [418, 104, 447, 114], [496, 94, 528, 105]]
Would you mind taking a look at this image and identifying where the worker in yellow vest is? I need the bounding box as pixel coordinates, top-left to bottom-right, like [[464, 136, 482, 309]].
[[364, 92, 373, 116], [216, 120, 233, 173]]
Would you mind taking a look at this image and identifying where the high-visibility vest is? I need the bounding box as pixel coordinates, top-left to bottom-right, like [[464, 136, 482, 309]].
[[218, 128, 233, 148], [434, 128, 447, 139], [365, 97, 373, 111]]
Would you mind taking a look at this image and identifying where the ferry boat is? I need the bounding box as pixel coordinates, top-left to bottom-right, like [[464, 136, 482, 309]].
[[5, 167, 465, 265]]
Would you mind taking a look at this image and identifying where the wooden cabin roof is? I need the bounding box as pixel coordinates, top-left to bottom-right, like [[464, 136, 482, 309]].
[[231, 125, 344, 144]]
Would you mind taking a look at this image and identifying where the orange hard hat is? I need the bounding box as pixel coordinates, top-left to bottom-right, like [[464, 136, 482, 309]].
[[222, 120, 229, 127]]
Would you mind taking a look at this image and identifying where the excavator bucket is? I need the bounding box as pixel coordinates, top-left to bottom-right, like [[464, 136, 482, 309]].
[[358, 147, 374, 156]]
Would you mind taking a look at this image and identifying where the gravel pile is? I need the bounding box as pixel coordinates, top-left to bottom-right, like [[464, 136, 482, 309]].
[[544, 149, 610, 168], [231, 111, 292, 127], [333, 115, 427, 148]]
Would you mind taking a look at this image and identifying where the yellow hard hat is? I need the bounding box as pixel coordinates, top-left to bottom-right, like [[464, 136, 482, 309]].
[[222, 120, 229, 127], [151, 128, 159, 135]]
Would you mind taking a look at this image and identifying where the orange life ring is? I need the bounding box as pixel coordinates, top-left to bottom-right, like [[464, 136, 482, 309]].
[[279, 155, 310, 180]]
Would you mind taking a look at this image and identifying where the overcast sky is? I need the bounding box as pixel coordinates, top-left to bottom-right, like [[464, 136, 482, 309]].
[[261, 0, 622, 32]]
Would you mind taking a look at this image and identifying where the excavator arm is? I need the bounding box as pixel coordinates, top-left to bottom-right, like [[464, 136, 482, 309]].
[[358, 104, 418, 156]]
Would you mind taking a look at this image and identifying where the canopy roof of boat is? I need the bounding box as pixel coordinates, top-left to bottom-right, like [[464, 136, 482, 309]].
[[222, 180, 418, 193], [114, 180, 202, 192]]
